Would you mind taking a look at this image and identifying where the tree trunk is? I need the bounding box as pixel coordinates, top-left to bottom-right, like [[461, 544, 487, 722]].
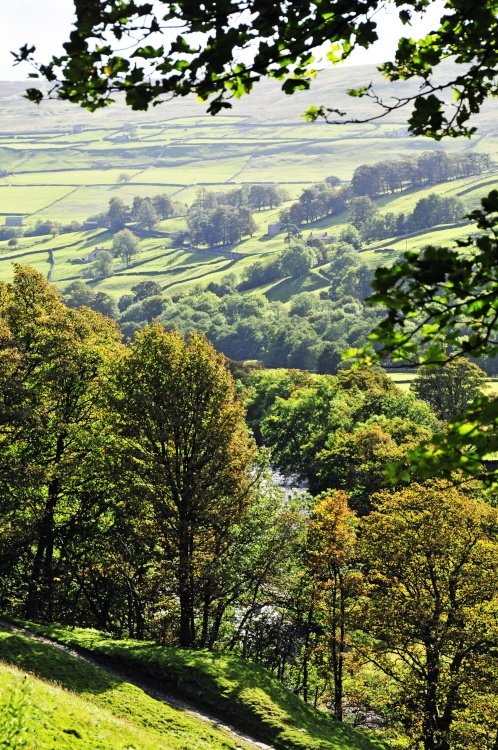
[[301, 607, 314, 703], [208, 604, 225, 649], [200, 582, 212, 648], [26, 478, 59, 620], [26, 536, 46, 620], [423, 646, 443, 750], [178, 520, 195, 647], [334, 570, 345, 722], [26, 433, 65, 621]]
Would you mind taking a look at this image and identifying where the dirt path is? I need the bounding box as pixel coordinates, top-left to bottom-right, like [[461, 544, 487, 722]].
[[0, 619, 275, 750]]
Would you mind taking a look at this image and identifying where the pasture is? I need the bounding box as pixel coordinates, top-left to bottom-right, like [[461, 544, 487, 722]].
[[1, 72, 497, 304]]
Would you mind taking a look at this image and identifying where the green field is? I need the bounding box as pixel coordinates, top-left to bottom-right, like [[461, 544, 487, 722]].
[[0, 628, 258, 750], [1, 75, 497, 304]]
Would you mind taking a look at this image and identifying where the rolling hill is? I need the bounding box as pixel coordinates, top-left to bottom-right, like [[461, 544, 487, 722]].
[[0, 68, 497, 306]]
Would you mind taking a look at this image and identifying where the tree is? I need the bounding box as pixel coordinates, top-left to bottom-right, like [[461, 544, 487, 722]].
[[280, 243, 318, 277], [351, 164, 383, 198], [135, 198, 158, 230], [113, 325, 256, 647], [325, 176, 341, 187], [338, 225, 361, 250], [187, 192, 256, 247], [347, 196, 378, 230], [409, 194, 464, 230], [307, 492, 358, 720], [152, 194, 174, 220], [92, 292, 119, 319], [19, 1, 498, 139], [358, 480, 498, 750], [411, 358, 486, 421], [141, 296, 164, 323], [362, 192, 498, 482], [118, 293, 135, 313], [318, 417, 432, 514], [131, 281, 162, 301], [107, 197, 127, 232], [316, 343, 341, 375], [0, 266, 123, 621], [248, 184, 284, 210], [63, 281, 118, 319], [338, 365, 397, 396], [112, 229, 140, 266], [91, 250, 114, 278], [260, 370, 436, 505]]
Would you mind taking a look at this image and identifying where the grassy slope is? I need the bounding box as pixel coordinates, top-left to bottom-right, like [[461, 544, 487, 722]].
[[0, 629, 258, 750], [13, 622, 386, 750], [1, 74, 496, 302], [0, 197, 486, 304]]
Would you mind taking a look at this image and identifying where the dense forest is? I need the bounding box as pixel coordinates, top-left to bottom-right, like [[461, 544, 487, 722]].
[[62, 277, 378, 372], [1, 265, 497, 749]]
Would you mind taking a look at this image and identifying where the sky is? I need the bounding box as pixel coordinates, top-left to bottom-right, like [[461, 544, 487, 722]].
[[0, 0, 444, 81]]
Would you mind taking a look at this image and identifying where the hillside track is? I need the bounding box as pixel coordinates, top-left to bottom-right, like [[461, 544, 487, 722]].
[[0, 619, 275, 750]]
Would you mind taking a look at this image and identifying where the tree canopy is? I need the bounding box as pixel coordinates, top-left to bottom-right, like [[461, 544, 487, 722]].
[[358, 480, 498, 750], [15, 0, 498, 138], [113, 325, 256, 646]]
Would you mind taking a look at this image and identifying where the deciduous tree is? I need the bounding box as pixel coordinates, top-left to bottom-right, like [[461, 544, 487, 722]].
[[113, 325, 256, 647], [107, 197, 127, 232], [112, 228, 140, 267], [307, 492, 358, 720], [411, 358, 486, 421], [0, 266, 124, 621], [358, 480, 498, 750]]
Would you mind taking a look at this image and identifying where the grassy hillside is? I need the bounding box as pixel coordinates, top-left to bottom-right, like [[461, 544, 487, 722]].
[[3, 622, 386, 750], [0, 174, 492, 304], [0, 629, 258, 750], [1, 72, 497, 304]]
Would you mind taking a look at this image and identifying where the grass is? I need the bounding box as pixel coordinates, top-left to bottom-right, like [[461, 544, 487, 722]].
[[3, 169, 145, 186], [129, 159, 250, 185], [46, 185, 175, 222], [0, 201, 480, 302], [364, 222, 478, 257], [14, 622, 386, 750], [265, 269, 330, 302], [0, 185, 74, 214], [0, 76, 494, 302], [0, 628, 258, 750]]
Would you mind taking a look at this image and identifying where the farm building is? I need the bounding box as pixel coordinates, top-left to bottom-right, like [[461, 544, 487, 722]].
[[84, 247, 107, 263], [5, 216, 24, 227], [309, 231, 334, 244], [267, 221, 282, 236]]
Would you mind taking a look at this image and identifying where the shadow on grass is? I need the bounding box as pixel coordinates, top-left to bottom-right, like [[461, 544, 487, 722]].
[[67, 638, 382, 750], [0, 633, 122, 697], [8, 621, 385, 750]]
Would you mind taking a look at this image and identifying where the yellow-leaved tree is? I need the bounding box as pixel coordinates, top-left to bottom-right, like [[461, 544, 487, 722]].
[[358, 480, 498, 750]]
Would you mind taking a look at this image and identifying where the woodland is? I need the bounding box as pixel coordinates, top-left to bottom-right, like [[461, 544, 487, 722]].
[[2, 2, 498, 750]]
